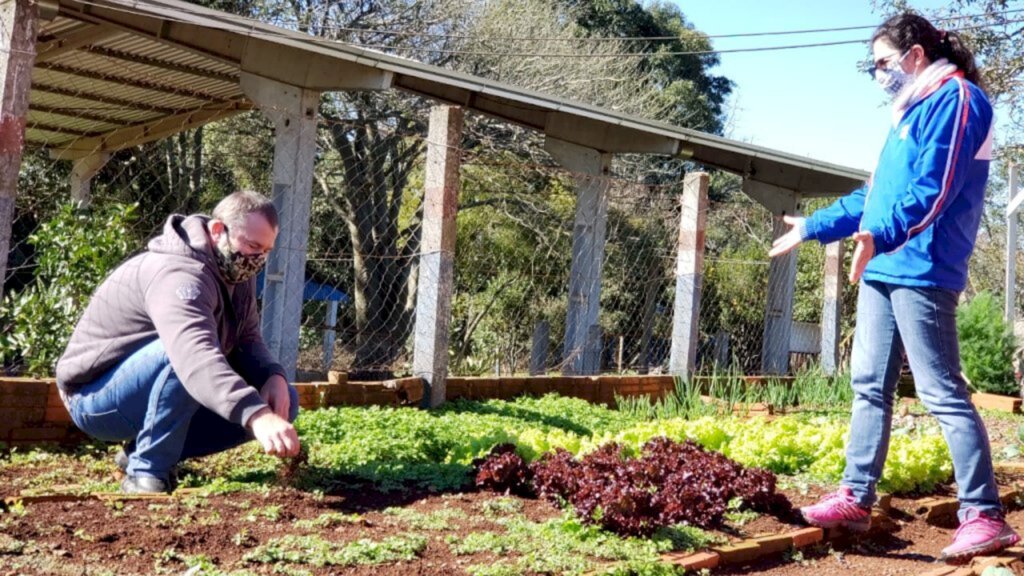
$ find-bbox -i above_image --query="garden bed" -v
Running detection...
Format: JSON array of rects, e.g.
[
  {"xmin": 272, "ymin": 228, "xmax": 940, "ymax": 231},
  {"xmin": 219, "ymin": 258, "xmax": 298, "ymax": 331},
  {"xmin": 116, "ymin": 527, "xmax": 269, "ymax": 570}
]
[{"xmin": 2, "ymin": 390, "xmax": 1024, "ymax": 575}]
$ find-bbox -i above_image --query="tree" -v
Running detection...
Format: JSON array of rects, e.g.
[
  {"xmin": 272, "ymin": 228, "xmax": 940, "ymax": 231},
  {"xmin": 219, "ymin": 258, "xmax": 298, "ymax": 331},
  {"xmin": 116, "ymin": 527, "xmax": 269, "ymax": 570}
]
[
  {"xmin": 176, "ymin": 0, "xmax": 734, "ymax": 378},
  {"xmin": 559, "ymin": 0, "xmax": 733, "ymax": 133}
]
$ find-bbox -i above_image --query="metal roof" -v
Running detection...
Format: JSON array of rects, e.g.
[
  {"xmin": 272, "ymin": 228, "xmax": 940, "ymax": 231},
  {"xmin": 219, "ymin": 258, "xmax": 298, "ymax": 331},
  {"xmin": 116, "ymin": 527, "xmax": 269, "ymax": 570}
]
[{"xmin": 28, "ymin": 0, "xmax": 869, "ymax": 196}]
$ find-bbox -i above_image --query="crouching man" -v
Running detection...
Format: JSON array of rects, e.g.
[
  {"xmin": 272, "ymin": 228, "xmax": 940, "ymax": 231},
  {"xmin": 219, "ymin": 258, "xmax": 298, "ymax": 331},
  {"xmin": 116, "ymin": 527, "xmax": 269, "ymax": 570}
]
[{"xmin": 56, "ymin": 190, "xmax": 300, "ymax": 493}]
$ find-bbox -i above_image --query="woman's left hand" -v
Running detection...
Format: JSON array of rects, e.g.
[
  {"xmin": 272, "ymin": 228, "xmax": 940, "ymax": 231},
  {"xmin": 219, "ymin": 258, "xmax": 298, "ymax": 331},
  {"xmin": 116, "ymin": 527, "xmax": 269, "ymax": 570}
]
[{"xmin": 849, "ymin": 231, "xmax": 876, "ymax": 284}]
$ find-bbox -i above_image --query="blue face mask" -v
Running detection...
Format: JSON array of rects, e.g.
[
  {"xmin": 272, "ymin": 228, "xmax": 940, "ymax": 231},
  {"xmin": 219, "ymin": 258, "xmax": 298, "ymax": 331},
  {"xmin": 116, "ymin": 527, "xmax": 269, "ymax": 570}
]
[{"xmin": 875, "ymin": 51, "xmax": 914, "ymax": 98}]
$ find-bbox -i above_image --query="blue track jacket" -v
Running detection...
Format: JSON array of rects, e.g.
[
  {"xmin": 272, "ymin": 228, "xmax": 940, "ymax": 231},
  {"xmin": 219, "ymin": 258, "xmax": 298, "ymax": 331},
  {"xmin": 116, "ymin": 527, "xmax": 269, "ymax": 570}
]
[{"xmin": 803, "ymin": 74, "xmax": 994, "ymax": 292}]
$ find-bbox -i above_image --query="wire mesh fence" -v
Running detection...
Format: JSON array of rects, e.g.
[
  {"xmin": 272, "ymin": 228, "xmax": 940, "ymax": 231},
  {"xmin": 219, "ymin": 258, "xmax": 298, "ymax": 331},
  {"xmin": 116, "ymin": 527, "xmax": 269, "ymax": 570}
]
[{"xmin": 2, "ymin": 43, "xmax": 858, "ymax": 381}]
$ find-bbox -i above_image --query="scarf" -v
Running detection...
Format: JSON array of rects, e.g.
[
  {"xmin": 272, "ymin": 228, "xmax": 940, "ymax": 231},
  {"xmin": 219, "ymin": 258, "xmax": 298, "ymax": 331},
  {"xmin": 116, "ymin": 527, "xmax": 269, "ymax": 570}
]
[{"xmin": 891, "ymin": 58, "xmax": 959, "ymax": 126}]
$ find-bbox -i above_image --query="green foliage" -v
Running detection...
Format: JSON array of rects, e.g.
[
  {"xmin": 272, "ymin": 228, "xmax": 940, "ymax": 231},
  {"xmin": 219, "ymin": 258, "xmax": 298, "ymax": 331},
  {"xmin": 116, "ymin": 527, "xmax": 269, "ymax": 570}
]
[
  {"xmin": 562, "ymin": 0, "xmax": 732, "ymax": 132},
  {"xmin": 293, "ymin": 512, "xmax": 362, "ymax": 531},
  {"xmin": 253, "ymin": 393, "xmax": 948, "ymax": 495},
  {"xmin": 243, "ymin": 533, "xmax": 427, "ymax": 567},
  {"xmin": 382, "ymin": 506, "xmax": 466, "ymax": 531},
  {"xmin": 957, "ymin": 292, "xmax": 1018, "ymax": 395},
  {"xmin": 0, "ymin": 202, "xmax": 138, "ymax": 376},
  {"xmin": 451, "ymin": 511, "xmax": 688, "ymax": 576}
]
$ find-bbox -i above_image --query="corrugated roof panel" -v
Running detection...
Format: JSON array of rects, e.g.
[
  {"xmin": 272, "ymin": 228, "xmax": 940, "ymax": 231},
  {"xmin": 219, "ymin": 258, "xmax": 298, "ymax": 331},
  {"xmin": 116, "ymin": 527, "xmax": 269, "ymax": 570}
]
[
  {"xmin": 27, "ymin": 109, "xmax": 120, "ymax": 135},
  {"xmin": 32, "ymin": 67, "xmax": 215, "ymax": 111},
  {"xmin": 24, "ymin": 127, "xmax": 79, "ymax": 147},
  {"xmin": 29, "ymin": 90, "xmax": 163, "ymax": 124},
  {"xmin": 46, "ymin": 51, "xmax": 241, "ymax": 101},
  {"xmin": 36, "ymin": 16, "xmax": 88, "ymax": 39},
  {"xmin": 95, "ymin": 34, "xmax": 240, "ymax": 79}
]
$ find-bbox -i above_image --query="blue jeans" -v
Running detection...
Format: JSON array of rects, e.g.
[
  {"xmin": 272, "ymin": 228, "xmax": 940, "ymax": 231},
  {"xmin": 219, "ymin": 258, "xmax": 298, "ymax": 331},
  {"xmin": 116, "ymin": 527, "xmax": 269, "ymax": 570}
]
[
  {"xmin": 62, "ymin": 339, "xmax": 299, "ymax": 483},
  {"xmin": 844, "ymin": 280, "xmax": 1000, "ymax": 520}
]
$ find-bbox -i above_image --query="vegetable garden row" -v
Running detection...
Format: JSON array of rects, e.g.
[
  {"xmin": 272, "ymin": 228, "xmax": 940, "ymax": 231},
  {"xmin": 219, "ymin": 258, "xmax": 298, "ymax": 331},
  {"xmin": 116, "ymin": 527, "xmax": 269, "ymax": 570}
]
[{"xmin": 6, "ymin": 379, "xmax": 1024, "ymax": 576}]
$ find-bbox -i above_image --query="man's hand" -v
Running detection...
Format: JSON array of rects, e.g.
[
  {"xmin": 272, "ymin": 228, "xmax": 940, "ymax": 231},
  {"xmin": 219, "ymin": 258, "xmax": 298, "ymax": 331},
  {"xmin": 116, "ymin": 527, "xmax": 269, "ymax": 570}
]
[
  {"xmin": 248, "ymin": 407, "xmax": 300, "ymax": 457},
  {"xmin": 768, "ymin": 215, "xmax": 806, "ymax": 258},
  {"xmin": 260, "ymin": 374, "xmax": 291, "ymax": 420},
  {"xmin": 849, "ymin": 231, "xmax": 876, "ymax": 284}
]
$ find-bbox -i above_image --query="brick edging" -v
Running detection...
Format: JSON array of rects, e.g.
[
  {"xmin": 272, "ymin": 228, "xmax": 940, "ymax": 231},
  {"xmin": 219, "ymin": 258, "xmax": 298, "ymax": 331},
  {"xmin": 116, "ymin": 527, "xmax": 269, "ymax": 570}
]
[{"xmin": 662, "ymin": 507, "xmax": 898, "ymax": 571}]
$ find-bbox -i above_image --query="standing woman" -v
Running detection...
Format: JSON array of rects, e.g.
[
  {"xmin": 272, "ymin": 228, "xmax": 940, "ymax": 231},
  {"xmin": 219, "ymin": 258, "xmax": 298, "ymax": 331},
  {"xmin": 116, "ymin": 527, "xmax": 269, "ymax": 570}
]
[{"xmin": 769, "ymin": 13, "xmax": 1019, "ymax": 560}]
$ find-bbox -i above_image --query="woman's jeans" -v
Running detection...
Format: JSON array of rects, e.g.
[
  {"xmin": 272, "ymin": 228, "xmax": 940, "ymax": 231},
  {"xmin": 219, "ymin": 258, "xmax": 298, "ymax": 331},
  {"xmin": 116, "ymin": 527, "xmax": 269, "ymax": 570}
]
[
  {"xmin": 844, "ymin": 280, "xmax": 1001, "ymax": 520},
  {"xmin": 61, "ymin": 339, "xmax": 299, "ymax": 483}
]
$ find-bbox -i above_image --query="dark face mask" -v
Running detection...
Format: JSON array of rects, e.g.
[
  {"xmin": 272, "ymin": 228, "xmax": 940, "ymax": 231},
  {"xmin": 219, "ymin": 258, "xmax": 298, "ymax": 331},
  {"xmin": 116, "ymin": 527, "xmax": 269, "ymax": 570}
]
[{"xmin": 214, "ymin": 226, "xmax": 267, "ymax": 284}]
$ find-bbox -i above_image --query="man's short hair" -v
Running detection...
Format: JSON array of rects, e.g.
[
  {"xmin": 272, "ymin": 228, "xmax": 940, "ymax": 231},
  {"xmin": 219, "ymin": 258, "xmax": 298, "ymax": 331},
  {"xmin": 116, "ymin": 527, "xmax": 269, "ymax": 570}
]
[{"xmin": 212, "ymin": 190, "xmax": 279, "ymax": 231}]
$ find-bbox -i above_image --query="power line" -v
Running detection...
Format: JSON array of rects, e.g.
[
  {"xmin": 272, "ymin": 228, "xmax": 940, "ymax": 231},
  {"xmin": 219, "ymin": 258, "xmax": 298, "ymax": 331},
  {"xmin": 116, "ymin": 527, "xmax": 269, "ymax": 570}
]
[
  {"xmin": 333, "ymin": 18, "xmax": 1024, "ymax": 58},
  {"xmin": 269, "ymin": 7, "xmax": 1024, "ymax": 43},
  {"xmin": 65, "ymin": 0, "xmax": 1024, "ymax": 60}
]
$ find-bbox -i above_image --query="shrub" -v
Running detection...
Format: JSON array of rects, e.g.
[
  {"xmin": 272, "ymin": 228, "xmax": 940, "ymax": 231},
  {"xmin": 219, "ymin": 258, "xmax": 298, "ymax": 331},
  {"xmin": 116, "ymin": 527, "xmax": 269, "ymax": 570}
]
[
  {"xmin": 957, "ymin": 292, "xmax": 1017, "ymax": 395},
  {"xmin": 0, "ymin": 202, "xmax": 138, "ymax": 376}
]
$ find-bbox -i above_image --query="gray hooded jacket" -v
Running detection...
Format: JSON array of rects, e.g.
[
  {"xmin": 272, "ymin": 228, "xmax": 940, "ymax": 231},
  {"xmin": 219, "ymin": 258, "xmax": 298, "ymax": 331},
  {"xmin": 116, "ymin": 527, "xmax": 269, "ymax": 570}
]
[{"xmin": 55, "ymin": 214, "xmax": 285, "ymax": 426}]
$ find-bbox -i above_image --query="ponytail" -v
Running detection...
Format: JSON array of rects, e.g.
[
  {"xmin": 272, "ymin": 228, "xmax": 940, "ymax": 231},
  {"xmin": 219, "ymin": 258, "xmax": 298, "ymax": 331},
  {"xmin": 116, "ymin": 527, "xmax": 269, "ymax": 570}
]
[
  {"xmin": 940, "ymin": 30, "xmax": 982, "ymax": 87},
  {"xmin": 872, "ymin": 13, "xmax": 984, "ymax": 90}
]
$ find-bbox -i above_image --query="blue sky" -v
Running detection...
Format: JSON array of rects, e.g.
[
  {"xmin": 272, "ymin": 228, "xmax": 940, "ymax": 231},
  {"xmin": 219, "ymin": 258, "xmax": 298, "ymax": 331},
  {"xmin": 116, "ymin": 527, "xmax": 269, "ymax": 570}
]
[{"xmin": 677, "ymin": 1, "xmax": 949, "ymax": 171}]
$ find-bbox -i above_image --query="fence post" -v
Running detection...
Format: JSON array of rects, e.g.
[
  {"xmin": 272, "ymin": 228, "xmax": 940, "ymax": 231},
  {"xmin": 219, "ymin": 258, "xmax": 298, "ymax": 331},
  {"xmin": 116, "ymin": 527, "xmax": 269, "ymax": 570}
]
[
  {"xmin": 0, "ymin": 0, "xmax": 39, "ymax": 299},
  {"xmin": 240, "ymin": 73, "xmax": 320, "ymax": 382},
  {"xmin": 669, "ymin": 172, "xmax": 709, "ymax": 378},
  {"xmin": 529, "ymin": 320, "xmax": 550, "ymax": 376},
  {"xmin": 821, "ymin": 240, "xmax": 844, "ymax": 375},
  {"xmin": 412, "ymin": 105, "xmax": 463, "ymax": 408},
  {"xmin": 1007, "ymin": 164, "xmax": 1021, "ymax": 324},
  {"xmin": 544, "ymin": 138, "xmax": 612, "ymax": 376}
]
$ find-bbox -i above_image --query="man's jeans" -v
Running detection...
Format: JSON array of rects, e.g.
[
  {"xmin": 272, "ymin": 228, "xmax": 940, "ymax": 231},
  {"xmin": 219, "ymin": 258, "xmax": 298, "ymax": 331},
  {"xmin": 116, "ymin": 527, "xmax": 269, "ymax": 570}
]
[
  {"xmin": 844, "ymin": 280, "xmax": 1001, "ymax": 520},
  {"xmin": 62, "ymin": 339, "xmax": 299, "ymax": 483}
]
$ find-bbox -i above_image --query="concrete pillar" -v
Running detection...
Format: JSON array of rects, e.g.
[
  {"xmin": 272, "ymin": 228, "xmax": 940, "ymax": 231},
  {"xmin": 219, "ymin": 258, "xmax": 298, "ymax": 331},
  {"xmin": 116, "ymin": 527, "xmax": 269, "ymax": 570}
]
[
  {"xmin": 412, "ymin": 105, "xmax": 463, "ymax": 408},
  {"xmin": 322, "ymin": 300, "xmax": 339, "ymax": 372},
  {"xmin": 529, "ymin": 320, "xmax": 549, "ymax": 376},
  {"xmin": 821, "ymin": 240, "xmax": 844, "ymax": 375},
  {"xmin": 762, "ymin": 197, "xmax": 801, "ymax": 375},
  {"xmin": 669, "ymin": 172, "xmax": 709, "ymax": 377},
  {"xmin": 240, "ymin": 73, "xmax": 320, "ymax": 382},
  {"xmin": 544, "ymin": 138, "xmax": 612, "ymax": 376},
  {"xmin": 70, "ymin": 152, "xmax": 110, "ymax": 207},
  {"xmin": 0, "ymin": 0, "xmax": 39, "ymax": 299}
]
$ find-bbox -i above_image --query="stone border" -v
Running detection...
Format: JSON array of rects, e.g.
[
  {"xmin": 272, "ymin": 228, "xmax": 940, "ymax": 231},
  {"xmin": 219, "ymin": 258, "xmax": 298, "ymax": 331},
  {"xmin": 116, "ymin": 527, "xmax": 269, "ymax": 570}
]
[{"xmin": 660, "ymin": 497, "xmax": 898, "ymax": 571}]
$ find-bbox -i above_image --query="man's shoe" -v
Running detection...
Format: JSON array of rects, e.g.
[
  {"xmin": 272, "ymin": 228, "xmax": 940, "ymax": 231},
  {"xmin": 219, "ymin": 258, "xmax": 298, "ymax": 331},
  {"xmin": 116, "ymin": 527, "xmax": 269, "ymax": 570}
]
[
  {"xmin": 120, "ymin": 475, "xmax": 172, "ymax": 494},
  {"xmin": 940, "ymin": 508, "xmax": 1021, "ymax": 562},
  {"xmin": 799, "ymin": 486, "xmax": 872, "ymax": 532}
]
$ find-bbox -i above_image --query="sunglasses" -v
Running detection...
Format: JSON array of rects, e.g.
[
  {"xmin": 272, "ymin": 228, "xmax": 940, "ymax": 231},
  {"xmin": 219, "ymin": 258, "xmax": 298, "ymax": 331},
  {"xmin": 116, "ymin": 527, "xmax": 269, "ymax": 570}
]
[{"xmin": 867, "ymin": 50, "xmax": 909, "ymax": 79}]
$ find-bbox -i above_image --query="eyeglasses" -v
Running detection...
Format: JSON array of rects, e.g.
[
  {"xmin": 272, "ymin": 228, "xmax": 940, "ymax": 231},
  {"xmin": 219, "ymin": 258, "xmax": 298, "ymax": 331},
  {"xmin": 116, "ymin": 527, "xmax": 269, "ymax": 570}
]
[{"xmin": 868, "ymin": 50, "xmax": 909, "ymax": 79}]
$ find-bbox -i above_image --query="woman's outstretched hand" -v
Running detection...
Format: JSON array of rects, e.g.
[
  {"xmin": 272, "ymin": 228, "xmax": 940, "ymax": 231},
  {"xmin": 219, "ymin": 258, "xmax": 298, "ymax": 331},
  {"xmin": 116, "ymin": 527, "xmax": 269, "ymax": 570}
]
[
  {"xmin": 849, "ymin": 230, "xmax": 875, "ymax": 284},
  {"xmin": 768, "ymin": 215, "xmax": 806, "ymax": 258}
]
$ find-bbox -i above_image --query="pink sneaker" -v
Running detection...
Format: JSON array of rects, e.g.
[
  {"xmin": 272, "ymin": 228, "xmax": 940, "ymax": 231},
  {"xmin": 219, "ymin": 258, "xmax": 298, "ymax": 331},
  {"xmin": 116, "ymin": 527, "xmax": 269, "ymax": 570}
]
[
  {"xmin": 799, "ymin": 486, "xmax": 871, "ymax": 532},
  {"xmin": 940, "ymin": 508, "xmax": 1020, "ymax": 562}
]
